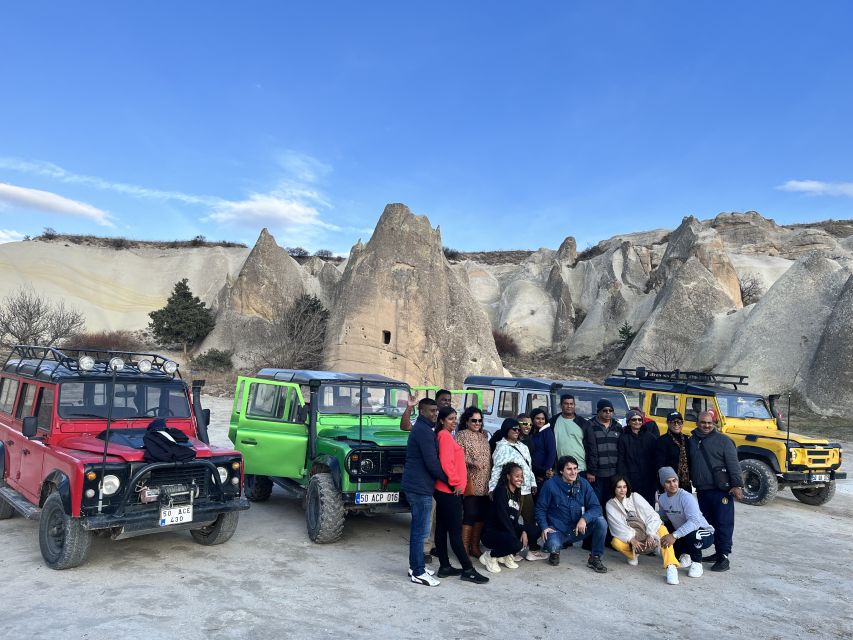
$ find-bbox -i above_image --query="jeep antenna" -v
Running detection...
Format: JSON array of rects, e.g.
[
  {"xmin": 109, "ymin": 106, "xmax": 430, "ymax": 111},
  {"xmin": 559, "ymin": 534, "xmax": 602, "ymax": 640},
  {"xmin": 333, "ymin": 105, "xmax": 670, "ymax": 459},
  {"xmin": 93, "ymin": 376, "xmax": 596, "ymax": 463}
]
[
  {"xmin": 785, "ymin": 392, "xmax": 792, "ymax": 469},
  {"xmin": 358, "ymin": 377, "xmax": 364, "ymax": 496},
  {"xmin": 99, "ymin": 357, "xmax": 123, "ymax": 512}
]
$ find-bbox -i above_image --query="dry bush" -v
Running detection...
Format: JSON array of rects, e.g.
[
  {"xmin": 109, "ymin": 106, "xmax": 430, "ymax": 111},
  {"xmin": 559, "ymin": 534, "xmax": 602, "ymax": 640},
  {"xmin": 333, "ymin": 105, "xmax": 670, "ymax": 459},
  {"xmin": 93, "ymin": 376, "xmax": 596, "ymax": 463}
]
[
  {"xmin": 634, "ymin": 338, "xmax": 691, "ymax": 371},
  {"xmin": 739, "ymin": 272, "xmax": 765, "ymax": 305},
  {"xmin": 246, "ymin": 295, "xmax": 330, "ymax": 370},
  {"xmin": 493, "ymin": 329, "xmax": 520, "ymax": 357},
  {"xmin": 66, "ymin": 330, "xmax": 142, "ymax": 352}
]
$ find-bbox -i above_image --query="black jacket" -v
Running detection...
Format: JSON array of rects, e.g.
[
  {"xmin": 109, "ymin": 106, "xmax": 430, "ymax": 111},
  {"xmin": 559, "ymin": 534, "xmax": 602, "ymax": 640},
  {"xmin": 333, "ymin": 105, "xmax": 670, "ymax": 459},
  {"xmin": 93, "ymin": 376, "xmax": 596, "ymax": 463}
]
[
  {"xmin": 485, "ymin": 485, "xmax": 523, "ymax": 538},
  {"xmin": 689, "ymin": 429, "xmax": 743, "ymax": 491},
  {"xmin": 654, "ymin": 431, "xmax": 693, "ymax": 492},
  {"xmin": 616, "ymin": 428, "xmax": 658, "ymax": 501}
]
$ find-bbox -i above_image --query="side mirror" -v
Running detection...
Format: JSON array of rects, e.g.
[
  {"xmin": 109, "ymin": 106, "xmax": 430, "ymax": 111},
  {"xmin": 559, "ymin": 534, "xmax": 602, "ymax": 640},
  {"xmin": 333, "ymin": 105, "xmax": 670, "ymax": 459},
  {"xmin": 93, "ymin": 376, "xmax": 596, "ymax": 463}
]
[{"xmin": 22, "ymin": 416, "xmax": 38, "ymax": 438}]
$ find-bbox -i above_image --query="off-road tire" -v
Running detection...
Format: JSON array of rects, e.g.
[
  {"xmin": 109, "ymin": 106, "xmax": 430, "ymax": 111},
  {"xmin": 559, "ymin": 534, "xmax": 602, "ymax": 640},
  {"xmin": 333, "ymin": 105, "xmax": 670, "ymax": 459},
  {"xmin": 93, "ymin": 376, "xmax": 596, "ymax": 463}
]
[
  {"xmin": 306, "ymin": 473, "xmax": 345, "ymax": 543},
  {"xmin": 38, "ymin": 492, "xmax": 92, "ymax": 569},
  {"xmin": 190, "ymin": 511, "xmax": 240, "ymax": 545},
  {"xmin": 792, "ymin": 481, "xmax": 836, "ymax": 506},
  {"xmin": 739, "ymin": 458, "xmax": 778, "ymax": 506},
  {"xmin": 245, "ymin": 474, "xmax": 273, "ymax": 502}
]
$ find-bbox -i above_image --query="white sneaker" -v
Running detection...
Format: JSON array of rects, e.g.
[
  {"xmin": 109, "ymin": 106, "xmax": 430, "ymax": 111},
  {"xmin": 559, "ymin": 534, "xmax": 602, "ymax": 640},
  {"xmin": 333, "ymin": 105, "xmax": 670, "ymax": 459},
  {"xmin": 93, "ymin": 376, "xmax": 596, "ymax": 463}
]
[
  {"xmin": 627, "ymin": 556, "xmax": 639, "ymax": 566},
  {"xmin": 525, "ymin": 550, "xmax": 549, "ymax": 561},
  {"xmin": 499, "ymin": 555, "xmax": 519, "ymax": 569},
  {"xmin": 479, "ymin": 551, "xmax": 501, "ymax": 573},
  {"xmin": 679, "ymin": 554, "xmax": 693, "ymax": 569},
  {"xmin": 688, "ymin": 562, "xmax": 703, "ymax": 578},
  {"xmin": 408, "ymin": 567, "xmax": 435, "ymax": 577},
  {"xmin": 666, "ymin": 564, "xmax": 679, "ymax": 585},
  {"xmin": 410, "ymin": 571, "xmax": 440, "ymax": 586}
]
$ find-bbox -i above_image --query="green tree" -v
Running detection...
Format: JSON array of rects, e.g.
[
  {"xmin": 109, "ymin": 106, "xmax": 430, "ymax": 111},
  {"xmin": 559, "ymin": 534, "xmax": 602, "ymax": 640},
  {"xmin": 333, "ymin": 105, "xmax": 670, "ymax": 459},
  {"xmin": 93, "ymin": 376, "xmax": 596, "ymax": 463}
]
[
  {"xmin": 148, "ymin": 279, "xmax": 215, "ymax": 356},
  {"xmin": 617, "ymin": 321, "xmax": 636, "ymax": 351}
]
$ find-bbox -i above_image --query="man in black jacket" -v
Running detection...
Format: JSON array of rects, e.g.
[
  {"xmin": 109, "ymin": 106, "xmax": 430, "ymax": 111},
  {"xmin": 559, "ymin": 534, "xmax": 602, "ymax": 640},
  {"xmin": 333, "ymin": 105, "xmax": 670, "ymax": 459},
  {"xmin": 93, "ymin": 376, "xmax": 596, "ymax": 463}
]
[
  {"xmin": 689, "ymin": 411, "xmax": 743, "ymax": 572},
  {"xmin": 402, "ymin": 398, "xmax": 445, "ymax": 586}
]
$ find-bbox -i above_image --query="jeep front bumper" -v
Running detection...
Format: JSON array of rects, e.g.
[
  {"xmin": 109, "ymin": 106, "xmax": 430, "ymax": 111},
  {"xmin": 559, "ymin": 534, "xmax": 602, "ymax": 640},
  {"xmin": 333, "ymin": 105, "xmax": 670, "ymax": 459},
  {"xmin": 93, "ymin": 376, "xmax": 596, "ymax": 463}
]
[{"xmin": 781, "ymin": 470, "xmax": 846, "ymax": 484}]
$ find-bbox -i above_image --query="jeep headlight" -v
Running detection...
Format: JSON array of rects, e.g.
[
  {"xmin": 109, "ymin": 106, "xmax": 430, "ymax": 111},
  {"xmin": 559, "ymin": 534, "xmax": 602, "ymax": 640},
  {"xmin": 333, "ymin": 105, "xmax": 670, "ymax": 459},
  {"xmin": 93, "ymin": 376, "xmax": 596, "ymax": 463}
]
[
  {"xmin": 101, "ymin": 474, "xmax": 121, "ymax": 496},
  {"xmin": 360, "ymin": 458, "xmax": 375, "ymax": 474},
  {"xmin": 789, "ymin": 448, "xmax": 801, "ymax": 463},
  {"xmin": 217, "ymin": 466, "xmax": 229, "ymax": 483}
]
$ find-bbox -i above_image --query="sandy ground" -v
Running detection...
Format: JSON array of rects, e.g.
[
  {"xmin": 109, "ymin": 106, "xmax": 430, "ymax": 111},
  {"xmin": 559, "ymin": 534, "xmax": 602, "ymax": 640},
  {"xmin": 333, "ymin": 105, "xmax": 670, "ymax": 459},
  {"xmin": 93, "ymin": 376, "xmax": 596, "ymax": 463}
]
[{"xmin": 1, "ymin": 395, "xmax": 851, "ymax": 640}]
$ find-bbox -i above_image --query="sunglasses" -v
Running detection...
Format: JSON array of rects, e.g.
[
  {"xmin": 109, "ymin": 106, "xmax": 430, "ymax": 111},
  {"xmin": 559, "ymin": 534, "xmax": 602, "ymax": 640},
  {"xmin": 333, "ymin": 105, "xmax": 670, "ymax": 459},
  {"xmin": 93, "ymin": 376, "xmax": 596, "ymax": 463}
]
[
  {"xmin": 669, "ymin": 419, "xmax": 684, "ymax": 425},
  {"xmin": 518, "ymin": 422, "xmax": 531, "ymax": 427},
  {"xmin": 508, "ymin": 426, "xmax": 520, "ymax": 431},
  {"xmin": 601, "ymin": 408, "xmax": 614, "ymax": 413},
  {"xmin": 628, "ymin": 417, "xmax": 643, "ymax": 422},
  {"xmin": 468, "ymin": 419, "xmax": 483, "ymax": 424}
]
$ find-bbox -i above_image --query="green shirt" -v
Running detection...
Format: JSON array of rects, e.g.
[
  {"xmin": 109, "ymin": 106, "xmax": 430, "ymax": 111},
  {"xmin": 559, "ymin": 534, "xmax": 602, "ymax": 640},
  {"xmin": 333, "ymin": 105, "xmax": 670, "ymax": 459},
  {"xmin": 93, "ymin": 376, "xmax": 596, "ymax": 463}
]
[{"xmin": 554, "ymin": 415, "xmax": 586, "ymax": 471}]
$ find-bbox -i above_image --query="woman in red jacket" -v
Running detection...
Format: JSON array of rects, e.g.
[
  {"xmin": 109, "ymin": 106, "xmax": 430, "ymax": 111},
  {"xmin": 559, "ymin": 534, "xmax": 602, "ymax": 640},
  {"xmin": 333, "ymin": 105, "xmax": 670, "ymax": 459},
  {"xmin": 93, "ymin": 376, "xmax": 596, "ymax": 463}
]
[{"xmin": 434, "ymin": 406, "xmax": 489, "ymax": 584}]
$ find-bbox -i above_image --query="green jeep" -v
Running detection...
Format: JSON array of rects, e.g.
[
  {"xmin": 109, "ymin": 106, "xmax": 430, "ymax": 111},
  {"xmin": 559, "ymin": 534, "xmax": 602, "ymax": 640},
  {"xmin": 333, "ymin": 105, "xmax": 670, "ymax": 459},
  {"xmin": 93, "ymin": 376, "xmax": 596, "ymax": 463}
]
[{"xmin": 228, "ymin": 369, "xmax": 412, "ymax": 543}]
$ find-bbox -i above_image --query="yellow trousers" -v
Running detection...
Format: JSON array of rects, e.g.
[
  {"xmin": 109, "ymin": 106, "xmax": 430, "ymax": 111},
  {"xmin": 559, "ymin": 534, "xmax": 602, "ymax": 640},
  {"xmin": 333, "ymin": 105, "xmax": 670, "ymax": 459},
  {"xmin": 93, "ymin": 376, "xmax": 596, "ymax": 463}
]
[{"xmin": 611, "ymin": 524, "xmax": 678, "ymax": 568}]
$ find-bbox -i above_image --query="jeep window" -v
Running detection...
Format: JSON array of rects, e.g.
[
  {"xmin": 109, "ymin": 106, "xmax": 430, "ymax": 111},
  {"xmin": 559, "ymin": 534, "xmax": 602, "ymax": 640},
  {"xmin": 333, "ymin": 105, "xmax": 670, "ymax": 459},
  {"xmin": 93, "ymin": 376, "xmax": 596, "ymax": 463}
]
[
  {"xmin": 318, "ymin": 384, "xmax": 409, "ymax": 416},
  {"xmin": 621, "ymin": 389, "xmax": 645, "ymax": 411},
  {"xmin": 685, "ymin": 396, "xmax": 713, "ymax": 422},
  {"xmin": 15, "ymin": 383, "xmax": 36, "ymax": 419},
  {"xmin": 57, "ymin": 381, "xmax": 191, "ymax": 419},
  {"xmin": 35, "ymin": 387, "xmax": 55, "ymax": 432},
  {"xmin": 0, "ymin": 378, "xmax": 19, "ymax": 414},
  {"xmin": 649, "ymin": 393, "xmax": 677, "ymax": 418},
  {"xmin": 572, "ymin": 391, "xmax": 630, "ymax": 420},
  {"xmin": 716, "ymin": 393, "xmax": 772, "ymax": 420},
  {"xmin": 526, "ymin": 392, "xmax": 549, "ymax": 413},
  {"xmin": 246, "ymin": 383, "xmax": 300, "ymax": 422},
  {"xmin": 497, "ymin": 391, "xmax": 519, "ymax": 418},
  {"xmin": 467, "ymin": 388, "xmax": 494, "ymax": 414}
]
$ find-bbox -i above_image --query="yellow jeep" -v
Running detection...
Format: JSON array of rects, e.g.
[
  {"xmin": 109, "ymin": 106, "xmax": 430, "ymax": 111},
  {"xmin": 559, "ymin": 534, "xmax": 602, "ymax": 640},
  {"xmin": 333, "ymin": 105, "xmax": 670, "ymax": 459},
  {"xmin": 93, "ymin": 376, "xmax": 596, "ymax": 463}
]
[{"xmin": 604, "ymin": 368, "xmax": 845, "ymax": 506}]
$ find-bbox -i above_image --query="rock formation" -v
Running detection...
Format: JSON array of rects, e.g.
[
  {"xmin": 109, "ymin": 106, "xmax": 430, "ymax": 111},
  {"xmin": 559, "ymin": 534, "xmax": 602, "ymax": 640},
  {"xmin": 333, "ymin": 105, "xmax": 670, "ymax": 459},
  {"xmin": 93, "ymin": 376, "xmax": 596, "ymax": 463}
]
[{"xmin": 323, "ymin": 203, "xmax": 503, "ymax": 388}]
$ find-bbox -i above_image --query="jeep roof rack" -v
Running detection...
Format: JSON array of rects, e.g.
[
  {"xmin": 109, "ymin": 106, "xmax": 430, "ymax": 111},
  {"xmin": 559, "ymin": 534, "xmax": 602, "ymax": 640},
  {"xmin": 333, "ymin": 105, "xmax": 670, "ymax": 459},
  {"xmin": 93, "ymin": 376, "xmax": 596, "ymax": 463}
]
[
  {"xmin": 2, "ymin": 345, "xmax": 181, "ymax": 382},
  {"xmin": 609, "ymin": 367, "xmax": 748, "ymax": 390}
]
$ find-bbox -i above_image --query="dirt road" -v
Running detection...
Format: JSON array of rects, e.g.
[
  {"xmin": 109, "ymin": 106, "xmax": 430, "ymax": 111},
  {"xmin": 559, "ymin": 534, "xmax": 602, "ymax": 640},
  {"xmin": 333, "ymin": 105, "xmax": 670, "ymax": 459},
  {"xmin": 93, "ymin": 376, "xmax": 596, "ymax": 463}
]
[{"xmin": 1, "ymin": 395, "xmax": 851, "ymax": 639}]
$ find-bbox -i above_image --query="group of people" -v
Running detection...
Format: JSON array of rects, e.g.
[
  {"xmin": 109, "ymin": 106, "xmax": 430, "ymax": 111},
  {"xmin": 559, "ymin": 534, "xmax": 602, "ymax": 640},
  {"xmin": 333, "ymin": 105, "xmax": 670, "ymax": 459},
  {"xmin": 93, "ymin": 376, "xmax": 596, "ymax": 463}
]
[{"xmin": 401, "ymin": 390, "xmax": 745, "ymax": 587}]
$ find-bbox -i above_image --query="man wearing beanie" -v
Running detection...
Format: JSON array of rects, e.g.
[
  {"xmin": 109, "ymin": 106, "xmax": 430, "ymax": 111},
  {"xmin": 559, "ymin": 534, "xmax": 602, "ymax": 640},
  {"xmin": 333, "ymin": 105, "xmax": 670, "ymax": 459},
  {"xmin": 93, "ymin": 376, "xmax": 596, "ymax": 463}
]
[
  {"xmin": 585, "ymin": 399, "xmax": 622, "ymax": 506},
  {"xmin": 656, "ymin": 467, "xmax": 714, "ymax": 578}
]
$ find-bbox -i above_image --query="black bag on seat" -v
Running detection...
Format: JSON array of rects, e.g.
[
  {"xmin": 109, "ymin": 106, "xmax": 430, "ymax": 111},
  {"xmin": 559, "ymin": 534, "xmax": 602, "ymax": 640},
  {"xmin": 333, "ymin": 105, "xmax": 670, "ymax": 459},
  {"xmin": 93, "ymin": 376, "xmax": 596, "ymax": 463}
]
[{"xmin": 143, "ymin": 418, "xmax": 196, "ymax": 463}]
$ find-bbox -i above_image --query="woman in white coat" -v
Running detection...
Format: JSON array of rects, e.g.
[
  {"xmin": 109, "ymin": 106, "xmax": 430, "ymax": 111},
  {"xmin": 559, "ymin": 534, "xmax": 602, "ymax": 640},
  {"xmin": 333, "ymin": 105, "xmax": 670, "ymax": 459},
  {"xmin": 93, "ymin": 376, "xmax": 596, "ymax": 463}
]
[
  {"xmin": 489, "ymin": 419, "xmax": 537, "ymax": 528},
  {"xmin": 605, "ymin": 475, "xmax": 681, "ymax": 585}
]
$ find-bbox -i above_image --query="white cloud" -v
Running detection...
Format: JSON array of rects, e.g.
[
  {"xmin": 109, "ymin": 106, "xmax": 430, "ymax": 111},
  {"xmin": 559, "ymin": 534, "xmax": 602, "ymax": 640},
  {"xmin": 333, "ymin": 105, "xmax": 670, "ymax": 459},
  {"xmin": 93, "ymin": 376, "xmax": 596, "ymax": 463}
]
[
  {"xmin": 276, "ymin": 150, "xmax": 332, "ymax": 184},
  {"xmin": 778, "ymin": 180, "xmax": 853, "ymax": 198},
  {"xmin": 0, "ymin": 182, "xmax": 114, "ymax": 226},
  {"xmin": 0, "ymin": 229, "xmax": 26, "ymax": 243}
]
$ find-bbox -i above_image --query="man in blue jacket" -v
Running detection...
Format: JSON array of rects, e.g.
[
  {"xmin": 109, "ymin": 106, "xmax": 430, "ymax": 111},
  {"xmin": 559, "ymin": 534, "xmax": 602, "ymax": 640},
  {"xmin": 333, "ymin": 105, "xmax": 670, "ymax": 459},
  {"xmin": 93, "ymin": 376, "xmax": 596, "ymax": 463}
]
[
  {"xmin": 535, "ymin": 455, "xmax": 608, "ymax": 573},
  {"xmin": 402, "ymin": 398, "xmax": 446, "ymax": 586}
]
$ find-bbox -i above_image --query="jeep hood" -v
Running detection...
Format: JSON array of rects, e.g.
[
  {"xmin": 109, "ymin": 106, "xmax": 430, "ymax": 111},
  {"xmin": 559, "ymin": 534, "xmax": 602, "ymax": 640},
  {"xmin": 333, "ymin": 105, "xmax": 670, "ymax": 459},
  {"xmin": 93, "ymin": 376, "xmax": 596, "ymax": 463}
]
[{"xmin": 57, "ymin": 433, "xmax": 218, "ymax": 462}]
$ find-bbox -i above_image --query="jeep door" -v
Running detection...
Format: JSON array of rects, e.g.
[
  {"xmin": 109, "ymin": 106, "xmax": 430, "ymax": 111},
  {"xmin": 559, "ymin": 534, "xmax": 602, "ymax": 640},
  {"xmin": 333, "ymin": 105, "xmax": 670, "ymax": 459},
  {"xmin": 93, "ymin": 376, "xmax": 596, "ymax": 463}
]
[{"xmin": 232, "ymin": 377, "xmax": 307, "ymax": 479}]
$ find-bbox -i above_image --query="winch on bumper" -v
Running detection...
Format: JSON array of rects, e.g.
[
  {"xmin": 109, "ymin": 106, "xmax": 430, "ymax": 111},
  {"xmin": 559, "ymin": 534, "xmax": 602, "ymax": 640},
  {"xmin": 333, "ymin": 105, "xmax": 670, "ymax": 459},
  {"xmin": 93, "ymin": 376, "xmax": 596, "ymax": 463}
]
[{"xmin": 81, "ymin": 459, "xmax": 249, "ymax": 539}]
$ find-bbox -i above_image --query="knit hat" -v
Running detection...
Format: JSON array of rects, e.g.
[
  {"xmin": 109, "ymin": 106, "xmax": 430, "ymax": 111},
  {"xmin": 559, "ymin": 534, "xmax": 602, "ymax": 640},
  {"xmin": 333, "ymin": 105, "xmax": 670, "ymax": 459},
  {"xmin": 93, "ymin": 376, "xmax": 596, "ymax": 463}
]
[
  {"xmin": 626, "ymin": 409, "xmax": 643, "ymax": 422},
  {"xmin": 596, "ymin": 399, "xmax": 614, "ymax": 412},
  {"xmin": 658, "ymin": 466, "xmax": 678, "ymax": 485}
]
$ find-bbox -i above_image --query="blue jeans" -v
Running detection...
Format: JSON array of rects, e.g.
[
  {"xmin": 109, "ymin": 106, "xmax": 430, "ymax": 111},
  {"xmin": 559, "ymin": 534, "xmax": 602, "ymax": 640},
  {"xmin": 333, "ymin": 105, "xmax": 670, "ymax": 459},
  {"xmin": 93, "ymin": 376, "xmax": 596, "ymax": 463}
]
[
  {"xmin": 542, "ymin": 515, "xmax": 607, "ymax": 557},
  {"xmin": 408, "ymin": 493, "xmax": 434, "ymax": 575}
]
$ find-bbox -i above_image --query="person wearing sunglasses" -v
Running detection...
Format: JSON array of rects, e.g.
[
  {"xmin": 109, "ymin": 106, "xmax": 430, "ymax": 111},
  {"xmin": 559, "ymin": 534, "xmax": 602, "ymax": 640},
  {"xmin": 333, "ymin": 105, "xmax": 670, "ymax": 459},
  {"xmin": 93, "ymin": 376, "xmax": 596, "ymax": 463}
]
[
  {"xmin": 488, "ymin": 418, "xmax": 537, "ymax": 553},
  {"xmin": 455, "ymin": 406, "xmax": 492, "ymax": 558},
  {"xmin": 654, "ymin": 411, "xmax": 693, "ymax": 494},
  {"xmin": 585, "ymin": 399, "xmax": 622, "ymax": 507},
  {"xmin": 616, "ymin": 409, "xmax": 659, "ymax": 507}
]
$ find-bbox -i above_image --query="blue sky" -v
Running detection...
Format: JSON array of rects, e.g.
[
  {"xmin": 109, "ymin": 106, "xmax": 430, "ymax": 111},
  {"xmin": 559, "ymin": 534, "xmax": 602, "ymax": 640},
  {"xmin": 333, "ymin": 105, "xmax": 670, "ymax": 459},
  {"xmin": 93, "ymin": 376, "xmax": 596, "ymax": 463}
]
[{"xmin": 1, "ymin": 2, "xmax": 851, "ymax": 253}]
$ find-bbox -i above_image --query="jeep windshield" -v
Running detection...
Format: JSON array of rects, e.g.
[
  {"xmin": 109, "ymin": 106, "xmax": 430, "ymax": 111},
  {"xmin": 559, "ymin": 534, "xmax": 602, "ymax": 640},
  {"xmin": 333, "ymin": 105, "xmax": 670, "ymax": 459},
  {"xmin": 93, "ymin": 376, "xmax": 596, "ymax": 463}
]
[
  {"xmin": 318, "ymin": 383, "xmax": 410, "ymax": 416},
  {"xmin": 58, "ymin": 380, "xmax": 191, "ymax": 419},
  {"xmin": 716, "ymin": 393, "xmax": 772, "ymax": 420}
]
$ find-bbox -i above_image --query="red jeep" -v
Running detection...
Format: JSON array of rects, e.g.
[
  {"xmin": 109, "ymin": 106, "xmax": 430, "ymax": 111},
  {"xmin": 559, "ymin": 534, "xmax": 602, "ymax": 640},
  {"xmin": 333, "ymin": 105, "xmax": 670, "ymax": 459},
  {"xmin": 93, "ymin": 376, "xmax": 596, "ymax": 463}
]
[{"xmin": 0, "ymin": 346, "xmax": 249, "ymax": 569}]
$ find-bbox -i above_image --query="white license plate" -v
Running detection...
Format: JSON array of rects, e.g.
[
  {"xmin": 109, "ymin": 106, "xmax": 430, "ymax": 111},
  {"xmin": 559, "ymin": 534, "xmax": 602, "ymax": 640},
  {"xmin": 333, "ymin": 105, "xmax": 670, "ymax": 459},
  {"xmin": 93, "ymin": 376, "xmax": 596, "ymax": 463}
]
[
  {"xmin": 355, "ymin": 492, "xmax": 399, "ymax": 505},
  {"xmin": 811, "ymin": 474, "xmax": 829, "ymax": 482},
  {"xmin": 159, "ymin": 505, "xmax": 193, "ymax": 526}
]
